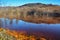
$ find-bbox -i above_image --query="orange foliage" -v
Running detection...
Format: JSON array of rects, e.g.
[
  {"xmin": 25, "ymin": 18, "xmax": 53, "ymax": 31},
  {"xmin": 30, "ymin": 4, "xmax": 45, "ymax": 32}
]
[{"xmin": 0, "ymin": 28, "xmax": 54, "ymax": 40}]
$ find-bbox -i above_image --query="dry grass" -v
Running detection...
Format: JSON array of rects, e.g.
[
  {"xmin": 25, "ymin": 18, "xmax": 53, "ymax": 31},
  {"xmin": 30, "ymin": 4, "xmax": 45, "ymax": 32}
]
[{"xmin": 0, "ymin": 28, "xmax": 55, "ymax": 40}]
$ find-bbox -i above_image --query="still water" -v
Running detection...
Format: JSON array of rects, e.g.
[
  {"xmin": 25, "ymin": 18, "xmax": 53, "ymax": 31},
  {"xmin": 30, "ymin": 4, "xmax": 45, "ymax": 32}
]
[{"xmin": 0, "ymin": 18, "xmax": 60, "ymax": 40}]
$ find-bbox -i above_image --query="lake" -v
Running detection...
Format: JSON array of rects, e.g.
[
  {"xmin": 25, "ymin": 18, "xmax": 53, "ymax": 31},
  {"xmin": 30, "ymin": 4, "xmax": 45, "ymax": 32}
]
[{"xmin": 0, "ymin": 18, "xmax": 60, "ymax": 40}]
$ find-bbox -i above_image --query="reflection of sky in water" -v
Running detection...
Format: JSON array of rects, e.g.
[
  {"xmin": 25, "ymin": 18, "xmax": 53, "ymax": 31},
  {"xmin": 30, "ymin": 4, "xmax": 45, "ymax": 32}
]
[{"xmin": 0, "ymin": 18, "xmax": 60, "ymax": 34}]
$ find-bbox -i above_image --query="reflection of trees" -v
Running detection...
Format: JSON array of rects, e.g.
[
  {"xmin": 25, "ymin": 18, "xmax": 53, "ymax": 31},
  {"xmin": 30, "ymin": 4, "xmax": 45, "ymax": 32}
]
[
  {"xmin": 5, "ymin": 19, "xmax": 7, "ymax": 26},
  {"xmin": 10, "ymin": 19, "xmax": 13, "ymax": 24},
  {"xmin": 4, "ymin": 18, "xmax": 8, "ymax": 27},
  {"xmin": 52, "ymin": 10, "xmax": 60, "ymax": 17},
  {"xmin": 16, "ymin": 19, "xmax": 18, "ymax": 24},
  {"xmin": 0, "ymin": 19, "xmax": 3, "ymax": 27},
  {"xmin": 4, "ymin": 18, "xmax": 9, "ymax": 26}
]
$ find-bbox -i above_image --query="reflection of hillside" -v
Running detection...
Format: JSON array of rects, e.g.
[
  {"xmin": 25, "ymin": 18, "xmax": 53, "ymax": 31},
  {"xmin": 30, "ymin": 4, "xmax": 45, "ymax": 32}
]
[
  {"xmin": 22, "ymin": 17, "xmax": 60, "ymax": 24},
  {"xmin": 0, "ymin": 3, "xmax": 60, "ymax": 23}
]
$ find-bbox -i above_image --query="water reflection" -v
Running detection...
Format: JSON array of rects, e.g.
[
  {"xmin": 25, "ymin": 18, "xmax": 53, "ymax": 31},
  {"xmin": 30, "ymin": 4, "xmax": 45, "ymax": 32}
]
[
  {"xmin": 0, "ymin": 18, "xmax": 60, "ymax": 32},
  {"xmin": 0, "ymin": 18, "xmax": 60, "ymax": 40}
]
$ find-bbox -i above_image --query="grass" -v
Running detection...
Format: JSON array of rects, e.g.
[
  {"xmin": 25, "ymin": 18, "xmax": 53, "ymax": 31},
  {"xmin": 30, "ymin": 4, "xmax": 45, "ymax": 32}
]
[
  {"xmin": 0, "ymin": 28, "xmax": 16, "ymax": 40},
  {"xmin": 0, "ymin": 28, "xmax": 48, "ymax": 40}
]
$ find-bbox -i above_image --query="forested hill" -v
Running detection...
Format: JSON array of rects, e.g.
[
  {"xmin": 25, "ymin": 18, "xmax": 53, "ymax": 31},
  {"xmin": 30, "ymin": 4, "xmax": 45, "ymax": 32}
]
[{"xmin": 0, "ymin": 3, "xmax": 60, "ymax": 23}]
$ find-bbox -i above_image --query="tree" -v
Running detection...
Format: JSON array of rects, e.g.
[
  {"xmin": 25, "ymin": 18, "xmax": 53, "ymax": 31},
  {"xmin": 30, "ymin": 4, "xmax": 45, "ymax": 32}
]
[{"xmin": 53, "ymin": 10, "xmax": 60, "ymax": 17}]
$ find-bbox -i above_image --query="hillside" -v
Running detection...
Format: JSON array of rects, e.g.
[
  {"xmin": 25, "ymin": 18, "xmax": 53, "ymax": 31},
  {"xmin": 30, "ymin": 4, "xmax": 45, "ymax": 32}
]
[{"xmin": 0, "ymin": 3, "xmax": 60, "ymax": 23}]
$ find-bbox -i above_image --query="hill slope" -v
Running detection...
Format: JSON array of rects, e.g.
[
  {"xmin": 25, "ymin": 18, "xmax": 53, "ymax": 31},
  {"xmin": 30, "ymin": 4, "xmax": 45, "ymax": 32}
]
[{"xmin": 0, "ymin": 3, "xmax": 60, "ymax": 23}]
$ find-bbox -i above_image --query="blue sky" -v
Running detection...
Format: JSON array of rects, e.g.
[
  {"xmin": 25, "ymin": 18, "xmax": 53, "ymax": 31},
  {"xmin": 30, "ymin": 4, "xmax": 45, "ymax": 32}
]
[{"xmin": 0, "ymin": 0, "xmax": 60, "ymax": 6}]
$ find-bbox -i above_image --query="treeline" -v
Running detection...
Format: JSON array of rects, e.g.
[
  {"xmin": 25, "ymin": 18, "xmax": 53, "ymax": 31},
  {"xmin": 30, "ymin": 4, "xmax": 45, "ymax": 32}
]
[{"xmin": 0, "ymin": 7, "xmax": 60, "ymax": 19}]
